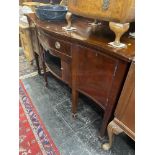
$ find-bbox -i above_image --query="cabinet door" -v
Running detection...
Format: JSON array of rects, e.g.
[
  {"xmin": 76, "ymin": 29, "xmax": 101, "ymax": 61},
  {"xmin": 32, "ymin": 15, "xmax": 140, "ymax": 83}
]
[
  {"xmin": 61, "ymin": 60, "xmax": 71, "ymax": 86},
  {"xmin": 72, "ymin": 45, "xmax": 128, "ymax": 109}
]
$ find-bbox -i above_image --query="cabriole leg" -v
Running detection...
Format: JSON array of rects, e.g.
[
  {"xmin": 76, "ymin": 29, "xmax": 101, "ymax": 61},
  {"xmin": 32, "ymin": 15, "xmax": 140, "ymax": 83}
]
[
  {"xmin": 102, "ymin": 121, "xmax": 123, "ymax": 150},
  {"xmin": 41, "ymin": 49, "xmax": 48, "ymax": 87},
  {"xmin": 34, "ymin": 52, "xmax": 41, "ymax": 75}
]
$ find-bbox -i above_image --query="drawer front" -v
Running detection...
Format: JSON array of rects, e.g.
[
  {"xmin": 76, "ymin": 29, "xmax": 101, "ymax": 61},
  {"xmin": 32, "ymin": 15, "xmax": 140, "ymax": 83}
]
[{"xmin": 38, "ymin": 30, "xmax": 71, "ymax": 56}]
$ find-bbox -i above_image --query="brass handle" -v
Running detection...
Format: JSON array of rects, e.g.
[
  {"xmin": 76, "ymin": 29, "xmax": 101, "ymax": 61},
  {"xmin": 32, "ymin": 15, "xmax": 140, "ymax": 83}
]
[{"xmin": 55, "ymin": 41, "xmax": 61, "ymax": 49}]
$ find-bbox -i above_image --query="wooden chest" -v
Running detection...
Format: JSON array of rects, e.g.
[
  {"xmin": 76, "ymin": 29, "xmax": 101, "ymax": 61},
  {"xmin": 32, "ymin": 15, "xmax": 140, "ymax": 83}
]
[
  {"xmin": 68, "ymin": 0, "xmax": 135, "ymax": 23},
  {"xmin": 65, "ymin": 0, "xmax": 135, "ymax": 48}
]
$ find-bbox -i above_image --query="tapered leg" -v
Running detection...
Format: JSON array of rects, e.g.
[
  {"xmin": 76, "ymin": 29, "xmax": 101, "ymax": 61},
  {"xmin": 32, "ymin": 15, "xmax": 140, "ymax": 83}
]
[
  {"xmin": 99, "ymin": 109, "xmax": 113, "ymax": 138},
  {"xmin": 72, "ymin": 89, "xmax": 79, "ymax": 118},
  {"xmin": 109, "ymin": 22, "xmax": 130, "ymax": 48},
  {"xmin": 34, "ymin": 52, "xmax": 41, "ymax": 75},
  {"xmin": 42, "ymin": 52, "xmax": 48, "ymax": 87},
  {"xmin": 102, "ymin": 121, "xmax": 123, "ymax": 150}
]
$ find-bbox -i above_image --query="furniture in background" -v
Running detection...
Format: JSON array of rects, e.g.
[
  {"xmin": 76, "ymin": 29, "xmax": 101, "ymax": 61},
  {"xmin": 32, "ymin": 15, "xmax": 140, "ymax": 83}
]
[
  {"xmin": 31, "ymin": 0, "xmax": 61, "ymax": 4},
  {"xmin": 26, "ymin": 13, "xmax": 135, "ymax": 138},
  {"xmin": 103, "ymin": 61, "xmax": 135, "ymax": 150},
  {"xmin": 65, "ymin": 0, "xmax": 135, "ymax": 48},
  {"xmin": 19, "ymin": 0, "xmax": 31, "ymax": 6},
  {"xmin": 22, "ymin": 0, "xmax": 67, "ymax": 74},
  {"xmin": 22, "ymin": 2, "xmax": 50, "ymax": 12},
  {"xmin": 19, "ymin": 24, "xmax": 34, "ymax": 64}
]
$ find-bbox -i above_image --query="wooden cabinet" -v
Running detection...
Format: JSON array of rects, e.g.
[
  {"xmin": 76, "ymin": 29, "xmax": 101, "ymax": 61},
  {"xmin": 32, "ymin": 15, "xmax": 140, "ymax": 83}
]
[
  {"xmin": 103, "ymin": 61, "xmax": 135, "ymax": 150},
  {"xmin": 26, "ymin": 13, "xmax": 134, "ymax": 138}
]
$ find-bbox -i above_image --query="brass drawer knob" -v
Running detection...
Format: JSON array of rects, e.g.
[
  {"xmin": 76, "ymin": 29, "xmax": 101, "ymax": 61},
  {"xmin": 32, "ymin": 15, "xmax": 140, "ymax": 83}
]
[{"xmin": 55, "ymin": 41, "xmax": 61, "ymax": 49}]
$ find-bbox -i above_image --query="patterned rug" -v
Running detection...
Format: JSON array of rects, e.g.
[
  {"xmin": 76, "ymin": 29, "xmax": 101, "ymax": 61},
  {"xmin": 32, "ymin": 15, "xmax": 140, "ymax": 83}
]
[{"xmin": 19, "ymin": 80, "xmax": 60, "ymax": 155}]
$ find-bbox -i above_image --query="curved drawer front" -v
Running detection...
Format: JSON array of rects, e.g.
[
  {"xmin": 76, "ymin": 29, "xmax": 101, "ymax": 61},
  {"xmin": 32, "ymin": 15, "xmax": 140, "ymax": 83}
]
[
  {"xmin": 38, "ymin": 29, "xmax": 72, "ymax": 56},
  {"xmin": 68, "ymin": 0, "xmax": 135, "ymax": 23}
]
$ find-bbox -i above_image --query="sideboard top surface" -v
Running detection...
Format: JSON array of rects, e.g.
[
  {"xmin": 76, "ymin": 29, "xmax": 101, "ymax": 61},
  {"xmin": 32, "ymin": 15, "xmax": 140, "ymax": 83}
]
[{"xmin": 26, "ymin": 13, "xmax": 135, "ymax": 62}]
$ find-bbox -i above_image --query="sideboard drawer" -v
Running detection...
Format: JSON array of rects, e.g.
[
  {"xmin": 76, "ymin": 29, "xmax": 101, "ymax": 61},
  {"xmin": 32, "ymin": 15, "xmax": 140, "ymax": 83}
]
[{"xmin": 38, "ymin": 30, "xmax": 71, "ymax": 56}]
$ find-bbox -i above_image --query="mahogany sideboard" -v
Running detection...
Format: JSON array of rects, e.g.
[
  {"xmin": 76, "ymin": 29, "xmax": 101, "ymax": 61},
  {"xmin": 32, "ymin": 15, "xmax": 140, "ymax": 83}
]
[
  {"xmin": 103, "ymin": 61, "xmax": 135, "ymax": 150},
  {"xmin": 26, "ymin": 13, "xmax": 135, "ymax": 138}
]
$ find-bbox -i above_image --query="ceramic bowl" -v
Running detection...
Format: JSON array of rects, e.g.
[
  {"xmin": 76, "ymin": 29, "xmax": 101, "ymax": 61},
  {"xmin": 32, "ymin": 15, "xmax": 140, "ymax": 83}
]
[{"xmin": 35, "ymin": 5, "xmax": 68, "ymax": 21}]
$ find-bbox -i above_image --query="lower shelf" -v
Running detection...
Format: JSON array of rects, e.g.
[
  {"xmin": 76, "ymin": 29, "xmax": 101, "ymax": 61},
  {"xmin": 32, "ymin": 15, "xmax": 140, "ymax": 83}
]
[{"xmin": 45, "ymin": 51, "xmax": 62, "ymax": 78}]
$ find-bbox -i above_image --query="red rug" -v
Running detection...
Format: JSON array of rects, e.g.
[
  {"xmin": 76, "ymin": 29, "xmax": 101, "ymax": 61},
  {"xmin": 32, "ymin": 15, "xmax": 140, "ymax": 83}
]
[{"xmin": 19, "ymin": 80, "xmax": 60, "ymax": 155}]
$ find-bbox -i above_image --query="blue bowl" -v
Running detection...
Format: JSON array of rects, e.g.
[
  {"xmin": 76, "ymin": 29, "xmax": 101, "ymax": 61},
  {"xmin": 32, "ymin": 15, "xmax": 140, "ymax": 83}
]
[{"xmin": 35, "ymin": 5, "xmax": 68, "ymax": 21}]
